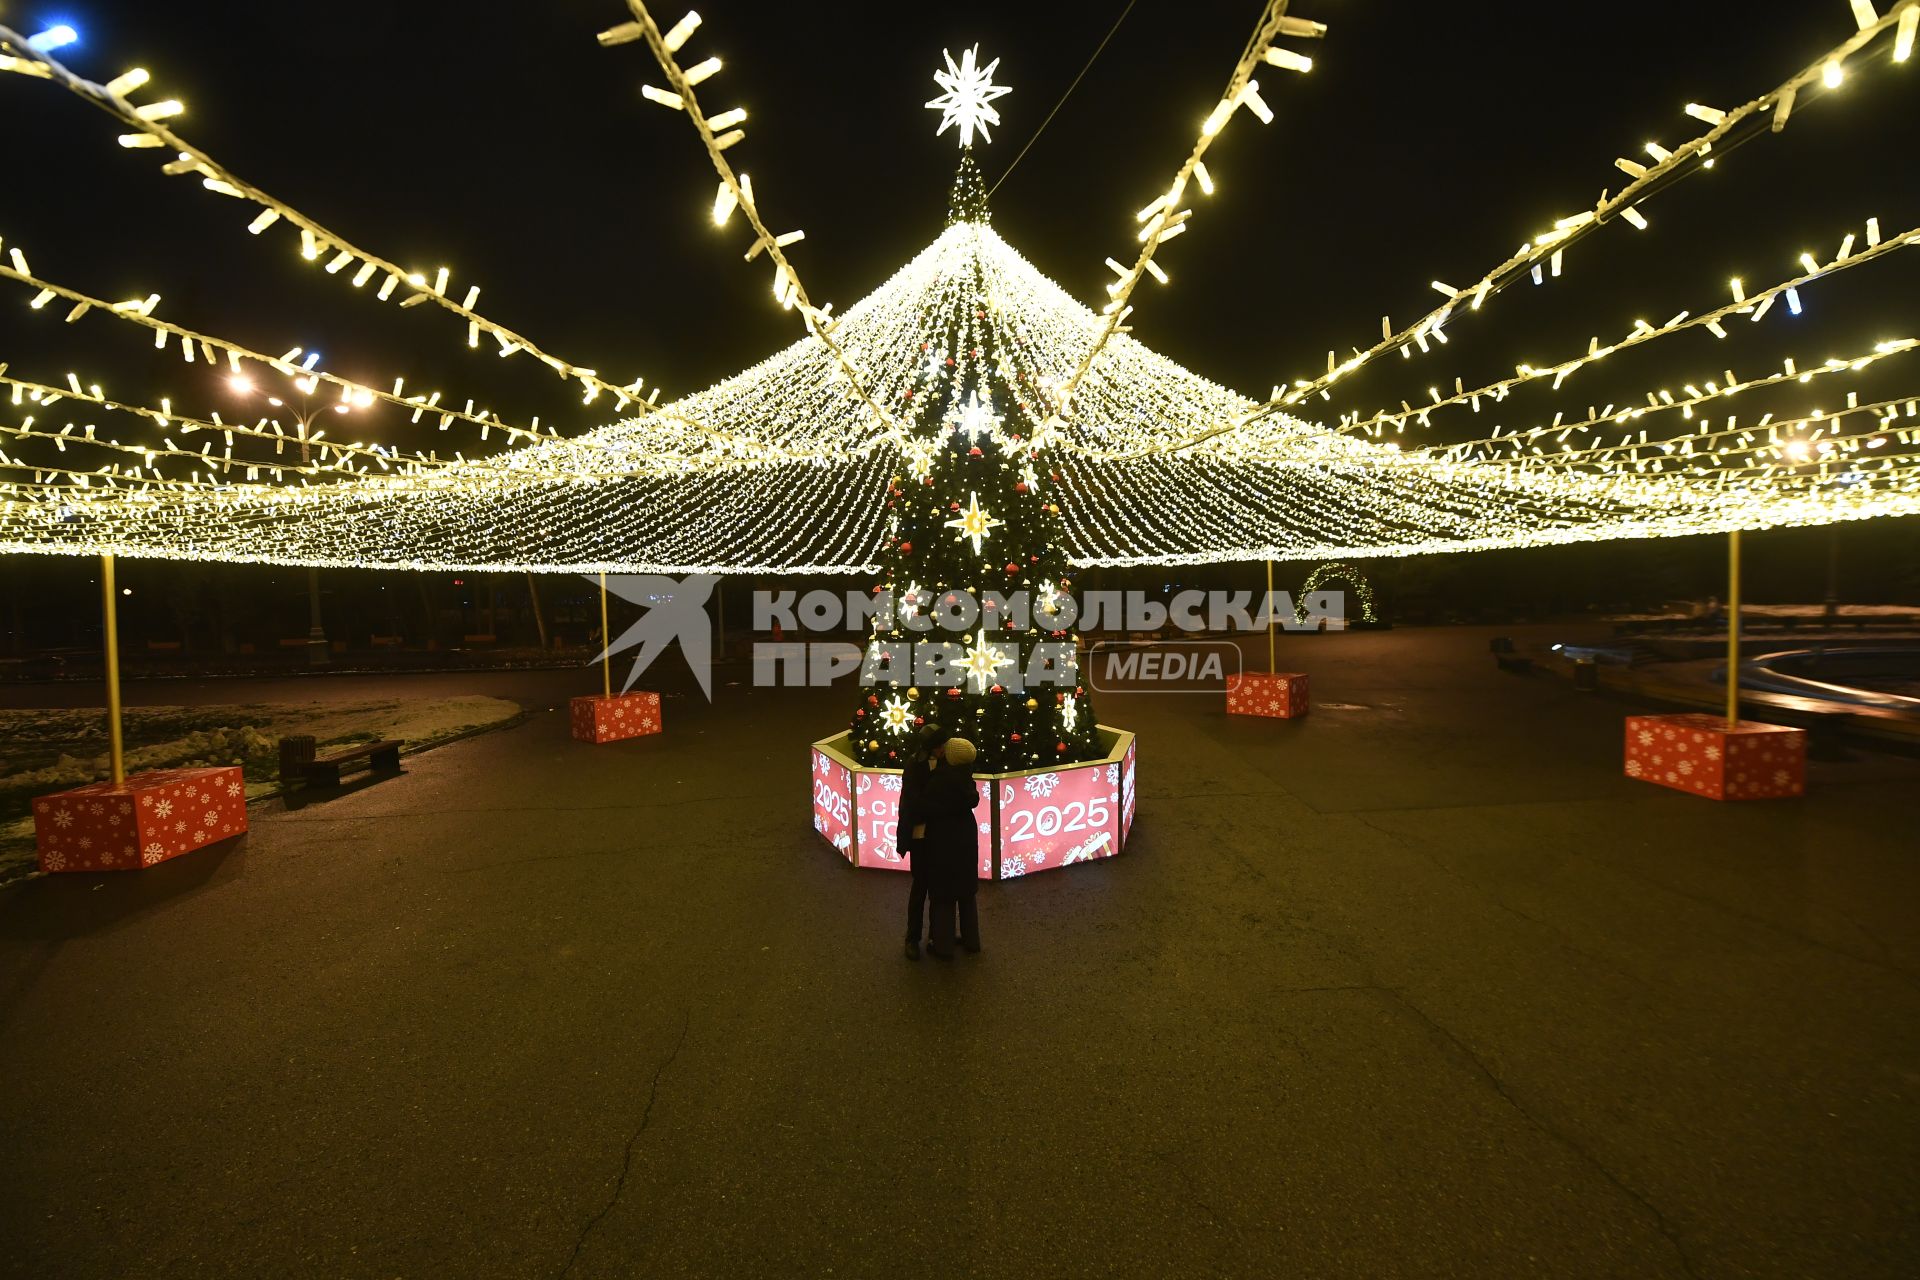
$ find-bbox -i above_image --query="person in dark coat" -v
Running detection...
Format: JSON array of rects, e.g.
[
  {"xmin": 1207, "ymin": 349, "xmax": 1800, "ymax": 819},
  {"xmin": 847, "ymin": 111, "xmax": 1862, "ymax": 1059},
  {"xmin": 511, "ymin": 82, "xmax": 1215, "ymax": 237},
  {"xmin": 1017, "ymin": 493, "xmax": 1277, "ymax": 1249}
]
[
  {"xmin": 899, "ymin": 724, "xmax": 949, "ymax": 961},
  {"xmin": 917, "ymin": 736, "xmax": 982, "ymax": 960}
]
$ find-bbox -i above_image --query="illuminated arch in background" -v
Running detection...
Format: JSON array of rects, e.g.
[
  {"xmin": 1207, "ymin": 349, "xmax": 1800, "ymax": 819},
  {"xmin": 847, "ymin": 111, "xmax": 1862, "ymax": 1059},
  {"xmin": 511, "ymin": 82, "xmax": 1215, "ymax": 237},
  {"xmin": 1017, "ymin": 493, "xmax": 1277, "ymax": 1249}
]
[{"xmin": 1298, "ymin": 562, "xmax": 1378, "ymax": 625}]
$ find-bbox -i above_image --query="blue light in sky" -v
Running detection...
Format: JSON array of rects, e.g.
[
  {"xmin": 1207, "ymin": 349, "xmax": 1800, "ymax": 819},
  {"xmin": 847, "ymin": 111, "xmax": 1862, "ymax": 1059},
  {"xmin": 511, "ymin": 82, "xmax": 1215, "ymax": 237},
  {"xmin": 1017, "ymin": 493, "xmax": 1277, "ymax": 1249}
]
[{"xmin": 27, "ymin": 22, "xmax": 80, "ymax": 52}]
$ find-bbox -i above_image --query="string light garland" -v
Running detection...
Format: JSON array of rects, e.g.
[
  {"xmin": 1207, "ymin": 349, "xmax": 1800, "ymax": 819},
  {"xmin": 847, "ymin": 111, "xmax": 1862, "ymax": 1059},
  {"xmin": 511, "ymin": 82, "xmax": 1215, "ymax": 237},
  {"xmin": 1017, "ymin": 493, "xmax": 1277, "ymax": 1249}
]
[
  {"xmin": 1180, "ymin": 0, "xmax": 1920, "ymax": 449},
  {"xmin": 1409, "ymin": 341, "xmax": 1920, "ymax": 467},
  {"xmin": 0, "ymin": 22, "xmax": 680, "ymax": 423},
  {"xmin": 1045, "ymin": 0, "xmax": 1323, "ymax": 424},
  {"xmin": 604, "ymin": 2, "xmax": 901, "ymax": 439},
  {"xmin": 0, "ymin": 240, "xmax": 851, "ymax": 483}
]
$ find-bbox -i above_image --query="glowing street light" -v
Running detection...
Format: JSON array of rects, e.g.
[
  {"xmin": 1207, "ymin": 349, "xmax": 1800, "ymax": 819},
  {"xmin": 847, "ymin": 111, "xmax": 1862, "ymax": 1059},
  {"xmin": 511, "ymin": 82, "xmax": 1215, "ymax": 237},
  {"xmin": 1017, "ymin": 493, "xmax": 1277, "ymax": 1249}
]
[{"xmin": 26, "ymin": 24, "xmax": 79, "ymax": 52}]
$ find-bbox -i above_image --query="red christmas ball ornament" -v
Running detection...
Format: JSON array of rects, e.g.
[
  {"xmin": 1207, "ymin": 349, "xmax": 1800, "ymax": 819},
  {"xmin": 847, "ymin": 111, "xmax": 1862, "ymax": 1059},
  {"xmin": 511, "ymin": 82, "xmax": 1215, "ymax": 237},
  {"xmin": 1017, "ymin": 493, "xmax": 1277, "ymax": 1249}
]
[
  {"xmin": 945, "ymin": 356, "xmax": 955, "ymax": 366},
  {"xmin": 969, "ymin": 446, "xmax": 983, "ymax": 456},
  {"xmin": 1010, "ymin": 732, "xmax": 1022, "ymax": 742},
  {"xmin": 1005, "ymin": 562, "xmax": 1019, "ymax": 573},
  {"xmin": 867, "ymin": 694, "xmax": 879, "ymax": 706},
  {"xmin": 946, "ymin": 687, "xmax": 963, "ymax": 699},
  {"xmin": 950, "ymin": 501, "xmax": 961, "ymax": 511},
  {"xmin": 984, "ymin": 599, "xmax": 996, "ymax": 610},
  {"xmin": 899, "ymin": 540, "xmax": 913, "ymax": 554},
  {"xmin": 1056, "ymin": 742, "xmax": 1068, "ymax": 753},
  {"xmin": 856, "ymin": 708, "xmax": 866, "ymax": 717},
  {"xmin": 1014, "ymin": 482, "xmax": 1028, "ymax": 493},
  {"xmin": 914, "ymin": 716, "xmax": 925, "ymax": 726},
  {"xmin": 888, "ymin": 750, "xmax": 898, "ymax": 760},
  {"xmin": 990, "ymin": 684, "xmax": 1004, "ymax": 695},
  {"xmin": 971, "ymin": 347, "xmax": 981, "ymax": 357}
]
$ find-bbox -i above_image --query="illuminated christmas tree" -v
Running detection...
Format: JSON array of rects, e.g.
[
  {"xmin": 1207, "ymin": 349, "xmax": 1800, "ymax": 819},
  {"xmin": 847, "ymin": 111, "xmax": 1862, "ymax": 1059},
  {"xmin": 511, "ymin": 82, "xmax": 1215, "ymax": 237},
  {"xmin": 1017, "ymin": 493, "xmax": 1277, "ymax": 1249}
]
[{"xmin": 847, "ymin": 53, "xmax": 1101, "ymax": 773}]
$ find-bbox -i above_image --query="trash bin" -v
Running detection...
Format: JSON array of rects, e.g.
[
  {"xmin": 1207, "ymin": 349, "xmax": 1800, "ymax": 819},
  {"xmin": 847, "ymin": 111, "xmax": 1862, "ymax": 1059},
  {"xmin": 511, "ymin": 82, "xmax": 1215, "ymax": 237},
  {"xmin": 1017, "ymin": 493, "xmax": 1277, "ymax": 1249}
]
[{"xmin": 279, "ymin": 734, "xmax": 316, "ymax": 782}]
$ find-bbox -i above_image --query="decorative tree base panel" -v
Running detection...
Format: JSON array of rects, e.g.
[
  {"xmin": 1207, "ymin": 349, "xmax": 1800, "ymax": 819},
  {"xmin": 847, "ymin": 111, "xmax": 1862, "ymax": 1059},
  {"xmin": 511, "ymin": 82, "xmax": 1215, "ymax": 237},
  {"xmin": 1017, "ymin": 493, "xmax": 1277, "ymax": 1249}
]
[
  {"xmin": 1624, "ymin": 714, "xmax": 1806, "ymax": 800},
  {"xmin": 1227, "ymin": 671, "xmax": 1309, "ymax": 718},
  {"xmin": 33, "ymin": 766, "xmax": 248, "ymax": 873},
  {"xmin": 570, "ymin": 692, "xmax": 662, "ymax": 744},
  {"xmin": 810, "ymin": 726, "xmax": 1136, "ymax": 880}
]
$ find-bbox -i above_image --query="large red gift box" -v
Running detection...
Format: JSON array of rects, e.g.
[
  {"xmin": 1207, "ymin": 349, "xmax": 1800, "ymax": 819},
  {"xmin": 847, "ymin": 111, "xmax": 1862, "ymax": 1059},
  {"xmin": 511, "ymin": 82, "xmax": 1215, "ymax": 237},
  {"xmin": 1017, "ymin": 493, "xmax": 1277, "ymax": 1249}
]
[
  {"xmin": 1624, "ymin": 714, "xmax": 1805, "ymax": 801},
  {"xmin": 570, "ymin": 692, "xmax": 662, "ymax": 744},
  {"xmin": 33, "ymin": 766, "xmax": 247, "ymax": 873},
  {"xmin": 1227, "ymin": 670, "xmax": 1309, "ymax": 718}
]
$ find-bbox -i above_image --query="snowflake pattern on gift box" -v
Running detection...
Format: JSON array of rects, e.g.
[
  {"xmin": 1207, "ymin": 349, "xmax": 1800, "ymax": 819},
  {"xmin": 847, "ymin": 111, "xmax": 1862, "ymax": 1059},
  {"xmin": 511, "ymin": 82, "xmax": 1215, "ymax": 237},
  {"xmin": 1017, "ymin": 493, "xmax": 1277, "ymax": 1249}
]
[
  {"xmin": 879, "ymin": 775, "xmax": 902, "ymax": 793},
  {"xmin": 1024, "ymin": 773, "xmax": 1060, "ymax": 798},
  {"xmin": 572, "ymin": 692, "xmax": 663, "ymax": 744},
  {"xmin": 1624, "ymin": 714, "xmax": 1803, "ymax": 801},
  {"xmin": 37, "ymin": 766, "xmax": 248, "ymax": 873},
  {"xmin": 1227, "ymin": 671, "xmax": 1309, "ymax": 719}
]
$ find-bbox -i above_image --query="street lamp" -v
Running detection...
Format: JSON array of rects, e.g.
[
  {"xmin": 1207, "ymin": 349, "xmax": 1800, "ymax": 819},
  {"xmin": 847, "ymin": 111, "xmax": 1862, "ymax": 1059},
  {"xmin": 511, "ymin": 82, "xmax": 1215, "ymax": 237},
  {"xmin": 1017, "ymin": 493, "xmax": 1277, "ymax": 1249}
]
[{"xmin": 227, "ymin": 369, "xmax": 367, "ymax": 666}]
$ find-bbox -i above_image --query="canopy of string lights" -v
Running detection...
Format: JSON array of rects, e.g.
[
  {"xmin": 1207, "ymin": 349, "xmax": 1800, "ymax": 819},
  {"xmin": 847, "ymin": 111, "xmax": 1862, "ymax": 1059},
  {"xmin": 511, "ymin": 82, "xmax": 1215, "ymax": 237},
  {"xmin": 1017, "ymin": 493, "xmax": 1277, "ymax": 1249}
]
[{"xmin": 0, "ymin": 1, "xmax": 1915, "ymax": 572}]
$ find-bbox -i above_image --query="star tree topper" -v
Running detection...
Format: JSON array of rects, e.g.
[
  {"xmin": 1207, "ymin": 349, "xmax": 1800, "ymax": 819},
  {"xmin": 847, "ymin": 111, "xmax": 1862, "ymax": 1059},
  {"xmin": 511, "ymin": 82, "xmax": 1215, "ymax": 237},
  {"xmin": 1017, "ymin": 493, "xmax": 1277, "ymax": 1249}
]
[{"xmin": 926, "ymin": 45, "xmax": 1011, "ymax": 147}]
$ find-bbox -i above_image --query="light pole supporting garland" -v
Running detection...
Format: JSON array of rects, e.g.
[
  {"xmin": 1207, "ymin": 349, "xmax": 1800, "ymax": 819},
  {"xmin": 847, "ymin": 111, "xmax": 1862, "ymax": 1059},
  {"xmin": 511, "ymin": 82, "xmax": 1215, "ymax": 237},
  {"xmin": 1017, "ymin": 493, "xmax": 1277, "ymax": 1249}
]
[
  {"xmin": 1265, "ymin": 558, "xmax": 1276, "ymax": 674},
  {"xmin": 100, "ymin": 554, "xmax": 126, "ymax": 787},
  {"xmin": 599, "ymin": 572, "xmax": 613, "ymax": 700},
  {"xmin": 1726, "ymin": 530, "xmax": 1742, "ymax": 730}
]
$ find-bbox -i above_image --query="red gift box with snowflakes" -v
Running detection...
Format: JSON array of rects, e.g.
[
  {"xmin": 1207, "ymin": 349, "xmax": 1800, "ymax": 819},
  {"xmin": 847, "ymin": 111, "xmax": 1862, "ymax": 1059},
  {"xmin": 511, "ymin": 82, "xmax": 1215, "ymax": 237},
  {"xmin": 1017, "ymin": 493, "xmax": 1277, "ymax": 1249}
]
[
  {"xmin": 1226, "ymin": 670, "xmax": 1309, "ymax": 718},
  {"xmin": 33, "ymin": 766, "xmax": 248, "ymax": 873},
  {"xmin": 570, "ymin": 692, "xmax": 662, "ymax": 744},
  {"xmin": 1623, "ymin": 714, "xmax": 1805, "ymax": 801}
]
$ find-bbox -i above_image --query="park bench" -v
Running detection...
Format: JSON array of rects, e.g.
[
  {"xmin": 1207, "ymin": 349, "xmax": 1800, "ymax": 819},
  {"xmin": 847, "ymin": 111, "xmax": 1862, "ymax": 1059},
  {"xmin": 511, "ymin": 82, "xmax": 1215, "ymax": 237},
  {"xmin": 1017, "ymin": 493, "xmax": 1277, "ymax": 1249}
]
[{"xmin": 278, "ymin": 735, "xmax": 403, "ymax": 788}]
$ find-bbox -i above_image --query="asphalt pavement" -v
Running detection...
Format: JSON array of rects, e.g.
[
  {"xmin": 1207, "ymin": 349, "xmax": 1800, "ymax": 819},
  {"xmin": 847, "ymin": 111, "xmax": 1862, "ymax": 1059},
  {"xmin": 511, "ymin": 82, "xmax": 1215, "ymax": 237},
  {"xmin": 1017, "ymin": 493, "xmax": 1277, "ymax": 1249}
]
[{"xmin": 1, "ymin": 625, "xmax": 1915, "ymax": 1278}]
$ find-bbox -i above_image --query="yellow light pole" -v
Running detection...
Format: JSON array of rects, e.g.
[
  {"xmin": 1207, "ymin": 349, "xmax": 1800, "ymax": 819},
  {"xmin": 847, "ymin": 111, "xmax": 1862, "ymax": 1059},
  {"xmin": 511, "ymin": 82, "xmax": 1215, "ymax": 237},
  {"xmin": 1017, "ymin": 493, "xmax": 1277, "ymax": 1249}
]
[
  {"xmin": 1265, "ymin": 558, "xmax": 1276, "ymax": 674},
  {"xmin": 599, "ymin": 571, "xmax": 612, "ymax": 699},
  {"xmin": 1726, "ymin": 529, "xmax": 1742, "ymax": 729},
  {"xmin": 100, "ymin": 554, "xmax": 126, "ymax": 787}
]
